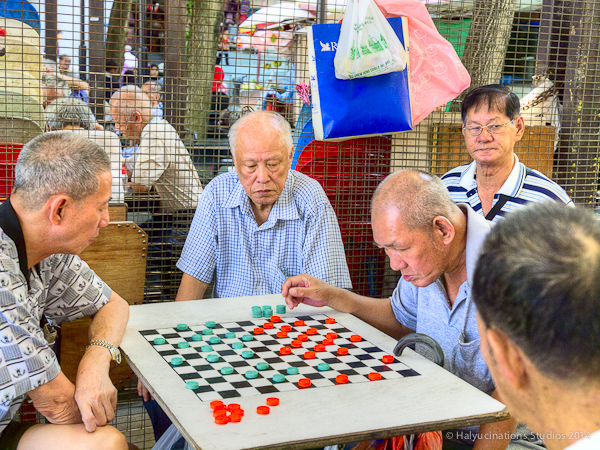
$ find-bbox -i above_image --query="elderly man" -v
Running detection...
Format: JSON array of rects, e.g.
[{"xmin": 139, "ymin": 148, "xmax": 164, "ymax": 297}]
[
  {"xmin": 0, "ymin": 132, "xmax": 130, "ymax": 449},
  {"xmin": 473, "ymin": 202, "xmax": 600, "ymax": 450},
  {"xmin": 141, "ymin": 111, "xmax": 352, "ymax": 443},
  {"xmin": 141, "ymin": 80, "xmax": 163, "ymax": 119},
  {"xmin": 45, "ymin": 97, "xmax": 125, "ymax": 203},
  {"xmin": 41, "ymin": 73, "xmax": 69, "ymax": 108},
  {"xmin": 283, "ymin": 169, "xmax": 543, "ymax": 450},
  {"xmin": 442, "ymin": 84, "xmax": 572, "ymax": 222}
]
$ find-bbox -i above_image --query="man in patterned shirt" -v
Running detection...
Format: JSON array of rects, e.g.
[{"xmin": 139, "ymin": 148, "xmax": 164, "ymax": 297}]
[
  {"xmin": 442, "ymin": 84, "xmax": 572, "ymax": 223},
  {"xmin": 0, "ymin": 132, "xmax": 130, "ymax": 449},
  {"xmin": 140, "ymin": 110, "xmax": 352, "ymax": 442}
]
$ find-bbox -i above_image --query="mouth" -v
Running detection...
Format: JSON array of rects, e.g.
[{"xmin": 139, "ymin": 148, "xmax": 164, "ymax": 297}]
[{"xmin": 402, "ymin": 275, "xmax": 415, "ymax": 282}]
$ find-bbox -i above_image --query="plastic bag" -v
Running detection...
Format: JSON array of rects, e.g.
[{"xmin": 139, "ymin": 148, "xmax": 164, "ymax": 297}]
[
  {"xmin": 334, "ymin": 0, "xmax": 407, "ymax": 80},
  {"xmin": 151, "ymin": 424, "xmax": 192, "ymax": 450}
]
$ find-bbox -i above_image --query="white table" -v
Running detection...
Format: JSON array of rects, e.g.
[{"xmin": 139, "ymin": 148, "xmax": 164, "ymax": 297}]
[{"xmin": 121, "ymin": 294, "xmax": 509, "ymax": 450}]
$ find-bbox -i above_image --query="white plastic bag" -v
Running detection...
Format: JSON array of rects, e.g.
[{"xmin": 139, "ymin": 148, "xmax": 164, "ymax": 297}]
[
  {"xmin": 151, "ymin": 424, "xmax": 193, "ymax": 450},
  {"xmin": 334, "ymin": 0, "xmax": 407, "ymax": 80}
]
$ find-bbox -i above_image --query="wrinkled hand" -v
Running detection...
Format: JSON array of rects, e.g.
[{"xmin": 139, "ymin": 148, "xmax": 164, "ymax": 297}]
[
  {"xmin": 137, "ymin": 378, "xmax": 154, "ymax": 402},
  {"xmin": 281, "ymin": 274, "xmax": 335, "ymax": 310},
  {"xmin": 74, "ymin": 347, "xmax": 118, "ymax": 433}
]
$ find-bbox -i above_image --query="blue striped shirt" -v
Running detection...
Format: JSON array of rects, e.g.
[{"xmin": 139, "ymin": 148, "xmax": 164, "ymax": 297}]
[
  {"xmin": 177, "ymin": 170, "xmax": 352, "ymax": 298},
  {"xmin": 441, "ymin": 156, "xmax": 573, "ymax": 223}
]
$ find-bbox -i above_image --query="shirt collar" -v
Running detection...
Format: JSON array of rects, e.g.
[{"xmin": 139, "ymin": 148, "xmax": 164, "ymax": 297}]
[
  {"xmin": 459, "ymin": 154, "xmax": 524, "ymax": 198},
  {"xmin": 0, "ymin": 198, "xmax": 30, "ymax": 283},
  {"xmin": 222, "ymin": 170, "xmax": 300, "ymax": 226}
]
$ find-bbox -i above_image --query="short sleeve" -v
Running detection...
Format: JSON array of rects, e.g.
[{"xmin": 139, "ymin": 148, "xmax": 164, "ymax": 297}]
[
  {"xmin": 176, "ymin": 188, "xmax": 218, "ymax": 283},
  {"xmin": 389, "ymin": 279, "xmax": 418, "ymax": 331},
  {"xmin": 132, "ymin": 129, "xmax": 167, "ymax": 187}
]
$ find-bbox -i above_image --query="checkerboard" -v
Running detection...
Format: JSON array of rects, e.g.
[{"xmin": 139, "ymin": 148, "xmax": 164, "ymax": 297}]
[{"xmin": 139, "ymin": 314, "xmax": 421, "ymax": 402}]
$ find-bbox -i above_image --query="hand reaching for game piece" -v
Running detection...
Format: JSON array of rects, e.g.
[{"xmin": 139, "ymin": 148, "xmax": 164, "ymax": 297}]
[{"xmin": 282, "ymin": 274, "xmax": 348, "ymax": 312}]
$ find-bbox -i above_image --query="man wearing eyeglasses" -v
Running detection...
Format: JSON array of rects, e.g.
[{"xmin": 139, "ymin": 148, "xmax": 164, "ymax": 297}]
[{"xmin": 442, "ymin": 84, "xmax": 572, "ymax": 223}]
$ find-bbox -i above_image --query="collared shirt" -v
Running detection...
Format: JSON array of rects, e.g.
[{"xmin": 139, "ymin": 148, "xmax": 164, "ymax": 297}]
[
  {"xmin": 177, "ymin": 170, "xmax": 352, "ymax": 298},
  {"xmin": 442, "ymin": 155, "xmax": 573, "ymax": 223},
  {"xmin": 0, "ymin": 199, "xmax": 112, "ymax": 436},
  {"xmin": 390, "ymin": 204, "xmax": 495, "ymax": 395},
  {"xmin": 132, "ymin": 119, "xmax": 203, "ymax": 212}
]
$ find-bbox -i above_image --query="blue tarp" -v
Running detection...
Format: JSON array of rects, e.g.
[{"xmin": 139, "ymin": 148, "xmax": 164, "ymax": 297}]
[{"xmin": 0, "ymin": 1, "xmax": 40, "ymax": 30}]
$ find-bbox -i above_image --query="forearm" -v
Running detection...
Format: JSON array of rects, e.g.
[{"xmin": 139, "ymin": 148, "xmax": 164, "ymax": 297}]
[
  {"xmin": 473, "ymin": 390, "xmax": 517, "ymax": 450},
  {"xmin": 87, "ymin": 292, "xmax": 129, "ymax": 347},
  {"xmin": 59, "ymin": 73, "xmax": 90, "ymax": 92},
  {"xmin": 176, "ymin": 273, "xmax": 209, "ymax": 301},
  {"xmin": 128, "ymin": 182, "xmax": 150, "ymax": 193},
  {"xmin": 28, "ymin": 372, "xmax": 82, "ymax": 424}
]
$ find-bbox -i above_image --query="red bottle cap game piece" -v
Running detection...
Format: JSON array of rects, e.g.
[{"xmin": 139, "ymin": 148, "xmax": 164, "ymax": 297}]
[
  {"xmin": 350, "ymin": 334, "xmax": 362, "ymax": 342},
  {"xmin": 382, "ymin": 355, "xmax": 395, "ymax": 364},
  {"xmin": 336, "ymin": 374, "xmax": 349, "ymax": 384},
  {"xmin": 291, "ymin": 339, "xmax": 302, "ymax": 348},
  {"xmin": 306, "ymin": 328, "xmax": 318, "ymax": 335},
  {"xmin": 304, "ymin": 351, "xmax": 316, "ymax": 359},
  {"xmin": 276, "ymin": 331, "xmax": 288, "ymax": 338},
  {"xmin": 281, "ymin": 324, "xmax": 292, "ymax": 332},
  {"xmin": 270, "ymin": 316, "xmax": 281, "ymax": 323},
  {"xmin": 325, "ymin": 318, "xmax": 336, "ymax": 324},
  {"xmin": 326, "ymin": 332, "xmax": 338, "ymax": 340},
  {"xmin": 368, "ymin": 372, "xmax": 382, "ymax": 381},
  {"xmin": 266, "ymin": 397, "xmax": 280, "ymax": 406},
  {"xmin": 210, "ymin": 400, "xmax": 224, "ymax": 410},
  {"xmin": 229, "ymin": 414, "xmax": 242, "ymax": 423},
  {"xmin": 263, "ymin": 322, "xmax": 275, "ymax": 329},
  {"xmin": 280, "ymin": 346, "xmax": 292, "ymax": 355},
  {"xmin": 337, "ymin": 347, "xmax": 349, "ymax": 356},
  {"xmin": 322, "ymin": 338, "xmax": 334, "ymax": 346},
  {"xmin": 298, "ymin": 378, "xmax": 312, "ymax": 388},
  {"xmin": 253, "ymin": 327, "xmax": 265, "ymax": 335},
  {"xmin": 297, "ymin": 334, "xmax": 309, "ymax": 342},
  {"xmin": 294, "ymin": 320, "xmax": 305, "ymax": 326},
  {"xmin": 215, "ymin": 416, "xmax": 230, "ymax": 425},
  {"xmin": 213, "ymin": 408, "xmax": 227, "ymax": 417},
  {"xmin": 257, "ymin": 406, "xmax": 270, "ymax": 415},
  {"xmin": 227, "ymin": 404, "xmax": 241, "ymax": 411},
  {"xmin": 314, "ymin": 344, "xmax": 325, "ymax": 352}
]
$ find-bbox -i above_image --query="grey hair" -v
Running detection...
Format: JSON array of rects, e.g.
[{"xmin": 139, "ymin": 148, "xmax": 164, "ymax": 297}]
[
  {"xmin": 41, "ymin": 73, "xmax": 69, "ymax": 98},
  {"xmin": 228, "ymin": 111, "xmax": 293, "ymax": 158},
  {"xmin": 13, "ymin": 131, "xmax": 111, "ymax": 210},
  {"xmin": 42, "ymin": 58, "xmax": 58, "ymax": 72},
  {"xmin": 110, "ymin": 85, "xmax": 153, "ymax": 124},
  {"xmin": 45, "ymin": 97, "xmax": 96, "ymax": 131},
  {"xmin": 371, "ymin": 169, "xmax": 461, "ymax": 231}
]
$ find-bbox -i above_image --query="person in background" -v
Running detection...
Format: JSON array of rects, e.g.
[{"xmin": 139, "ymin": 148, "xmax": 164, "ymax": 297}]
[
  {"xmin": 141, "ymin": 80, "xmax": 163, "ymax": 120},
  {"xmin": 472, "ymin": 202, "xmax": 600, "ymax": 450},
  {"xmin": 43, "ymin": 57, "xmax": 90, "ymax": 99},
  {"xmin": 442, "ymin": 84, "xmax": 572, "ymax": 222},
  {"xmin": 41, "ymin": 73, "xmax": 69, "ymax": 108}
]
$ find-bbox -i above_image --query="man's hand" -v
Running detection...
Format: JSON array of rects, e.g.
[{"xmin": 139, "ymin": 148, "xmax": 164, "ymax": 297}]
[
  {"xmin": 74, "ymin": 345, "xmax": 118, "ymax": 433},
  {"xmin": 137, "ymin": 378, "xmax": 154, "ymax": 402},
  {"xmin": 28, "ymin": 372, "xmax": 82, "ymax": 424},
  {"xmin": 281, "ymin": 274, "xmax": 343, "ymax": 311}
]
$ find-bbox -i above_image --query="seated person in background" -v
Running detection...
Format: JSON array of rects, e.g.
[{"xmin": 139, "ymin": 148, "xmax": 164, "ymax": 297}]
[
  {"xmin": 141, "ymin": 80, "xmax": 163, "ymax": 120},
  {"xmin": 41, "ymin": 73, "xmax": 69, "ymax": 108},
  {"xmin": 207, "ymin": 66, "xmax": 230, "ymax": 138},
  {"xmin": 283, "ymin": 169, "xmax": 543, "ymax": 450},
  {"xmin": 45, "ymin": 97, "xmax": 126, "ymax": 203},
  {"xmin": 143, "ymin": 63, "xmax": 164, "ymax": 87},
  {"xmin": 473, "ymin": 202, "xmax": 600, "ymax": 450},
  {"xmin": 55, "ymin": 54, "xmax": 90, "ymax": 98},
  {"xmin": 105, "ymin": 60, "xmax": 121, "ymax": 102},
  {"xmin": 442, "ymin": 84, "xmax": 572, "ymax": 222},
  {"xmin": 140, "ymin": 111, "xmax": 352, "ymax": 442},
  {"xmin": 0, "ymin": 132, "xmax": 131, "ymax": 450}
]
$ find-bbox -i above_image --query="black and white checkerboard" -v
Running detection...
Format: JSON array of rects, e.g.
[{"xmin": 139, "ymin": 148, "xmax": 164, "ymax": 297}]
[{"xmin": 139, "ymin": 314, "xmax": 421, "ymax": 402}]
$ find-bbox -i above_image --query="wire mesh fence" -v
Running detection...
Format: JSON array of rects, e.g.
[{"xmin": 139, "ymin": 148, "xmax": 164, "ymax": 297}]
[{"xmin": 1, "ymin": 0, "xmax": 599, "ymax": 447}]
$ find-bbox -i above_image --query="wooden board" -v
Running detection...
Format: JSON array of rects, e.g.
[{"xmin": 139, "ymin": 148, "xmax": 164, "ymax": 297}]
[{"xmin": 122, "ymin": 295, "xmax": 509, "ymax": 450}]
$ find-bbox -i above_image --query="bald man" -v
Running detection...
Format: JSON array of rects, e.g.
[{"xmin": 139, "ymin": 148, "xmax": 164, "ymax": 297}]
[{"xmin": 283, "ymin": 169, "xmax": 544, "ymax": 450}]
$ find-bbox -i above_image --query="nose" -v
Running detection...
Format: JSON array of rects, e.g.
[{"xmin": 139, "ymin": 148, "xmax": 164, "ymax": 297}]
[
  {"xmin": 388, "ymin": 251, "xmax": 407, "ymax": 272},
  {"xmin": 477, "ymin": 127, "xmax": 493, "ymax": 141},
  {"xmin": 255, "ymin": 163, "xmax": 269, "ymax": 183},
  {"xmin": 99, "ymin": 209, "xmax": 110, "ymax": 228}
]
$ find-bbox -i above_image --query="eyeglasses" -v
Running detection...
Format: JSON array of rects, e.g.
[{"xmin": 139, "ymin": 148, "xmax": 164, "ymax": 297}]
[{"xmin": 463, "ymin": 118, "xmax": 517, "ymax": 136}]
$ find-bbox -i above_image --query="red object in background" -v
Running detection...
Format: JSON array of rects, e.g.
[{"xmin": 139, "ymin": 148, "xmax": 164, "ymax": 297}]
[{"xmin": 0, "ymin": 143, "xmax": 24, "ymax": 201}]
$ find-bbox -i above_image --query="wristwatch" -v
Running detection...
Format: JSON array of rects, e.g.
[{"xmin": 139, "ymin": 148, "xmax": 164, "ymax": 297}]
[{"xmin": 87, "ymin": 340, "xmax": 122, "ymax": 365}]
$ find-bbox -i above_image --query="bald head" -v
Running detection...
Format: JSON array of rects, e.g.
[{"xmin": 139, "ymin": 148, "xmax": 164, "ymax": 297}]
[
  {"xmin": 110, "ymin": 85, "xmax": 153, "ymax": 125},
  {"xmin": 228, "ymin": 111, "xmax": 293, "ymax": 159},
  {"xmin": 372, "ymin": 170, "xmax": 461, "ymax": 231}
]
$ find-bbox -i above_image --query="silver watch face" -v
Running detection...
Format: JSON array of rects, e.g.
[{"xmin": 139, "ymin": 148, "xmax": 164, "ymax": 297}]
[{"xmin": 113, "ymin": 348, "xmax": 122, "ymax": 365}]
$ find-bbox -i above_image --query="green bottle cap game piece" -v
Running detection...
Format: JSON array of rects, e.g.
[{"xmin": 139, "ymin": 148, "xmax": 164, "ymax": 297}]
[
  {"xmin": 205, "ymin": 321, "xmax": 216, "ymax": 328},
  {"xmin": 201, "ymin": 328, "xmax": 213, "ymax": 335},
  {"xmin": 186, "ymin": 381, "xmax": 199, "ymax": 390},
  {"xmin": 256, "ymin": 362, "xmax": 269, "ymax": 371},
  {"xmin": 177, "ymin": 341, "xmax": 190, "ymax": 349},
  {"xmin": 276, "ymin": 305, "xmax": 286, "ymax": 314},
  {"xmin": 241, "ymin": 334, "xmax": 253, "ymax": 342},
  {"xmin": 272, "ymin": 374, "xmax": 285, "ymax": 383},
  {"xmin": 232, "ymin": 342, "xmax": 244, "ymax": 349},
  {"xmin": 153, "ymin": 337, "xmax": 165, "ymax": 345},
  {"xmin": 170, "ymin": 357, "xmax": 183, "ymax": 366},
  {"xmin": 263, "ymin": 310, "xmax": 273, "ymax": 318},
  {"xmin": 191, "ymin": 334, "xmax": 203, "ymax": 341},
  {"xmin": 286, "ymin": 366, "xmax": 299, "ymax": 375},
  {"xmin": 241, "ymin": 350, "xmax": 254, "ymax": 359},
  {"xmin": 220, "ymin": 366, "xmax": 234, "ymax": 375},
  {"xmin": 176, "ymin": 324, "xmax": 188, "ymax": 331},
  {"xmin": 225, "ymin": 332, "xmax": 236, "ymax": 339},
  {"xmin": 200, "ymin": 345, "xmax": 213, "ymax": 352},
  {"xmin": 209, "ymin": 336, "xmax": 221, "ymax": 344},
  {"xmin": 245, "ymin": 370, "xmax": 258, "ymax": 379},
  {"xmin": 207, "ymin": 354, "xmax": 219, "ymax": 363},
  {"xmin": 317, "ymin": 363, "xmax": 330, "ymax": 371}
]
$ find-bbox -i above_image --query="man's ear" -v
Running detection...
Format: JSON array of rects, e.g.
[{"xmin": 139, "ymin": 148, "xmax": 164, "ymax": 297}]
[
  {"xmin": 47, "ymin": 195, "xmax": 69, "ymax": 226},
  {"xmin": 486, "ymin": 328, "xmax": 529, "ymax": 389},
  {"xmin": 432, "ymin": 216, "xmax": 455, "ymax": 245},
  {"xmin": 514, "ymin": 116, "xmax": 525, "ymax": 141}
]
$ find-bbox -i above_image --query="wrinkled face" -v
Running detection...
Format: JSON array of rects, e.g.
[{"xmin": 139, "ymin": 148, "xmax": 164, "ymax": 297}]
[
  {"xmin": 463, "ymin": 106, "xmax": 523, "ymax": 168},
  {"xmin": 61, "ymin": 171, "xmax": 112, "ymax": 255},
  {"xmin": 59, "ymin": 56, "xmax": 71, "ymax": 72},
  {"xmin": 42, "ymin": 87, "xmax": 63, "ymax": 108},
  {"xmin": 110, "ymin": 101, "xmax": 144, "ymax": 140},
  {"xmin": 372, "ymin": 207, "xmax": 447, "ymax": 288},
  {"xmin": 233, "ymin": 127, "xmax": 292, "ymax": 209},
  {"xmin": 150, "ymin": 67, "xmax": 159, "ymax": 77}
]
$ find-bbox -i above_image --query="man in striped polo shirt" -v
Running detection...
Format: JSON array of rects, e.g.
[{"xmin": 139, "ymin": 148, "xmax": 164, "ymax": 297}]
[{"xmin": 442, "ymin": 84, "xmax": 572, "ymax": 222}]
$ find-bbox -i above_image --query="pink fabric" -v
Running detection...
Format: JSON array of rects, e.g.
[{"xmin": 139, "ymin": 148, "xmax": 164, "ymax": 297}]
[{"xmin": 375, "ymin": 0, "xmax": 470, "ymax": 125}]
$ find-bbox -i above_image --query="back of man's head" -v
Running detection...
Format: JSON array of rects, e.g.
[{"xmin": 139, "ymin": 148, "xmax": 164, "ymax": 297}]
[
  {"xmin": 13, "ymin": 132, "xmax": 110, "ymax": 210},
  {"xmin": 473, "ymin": 202, "xmax": 600, "ymax": 383},
  {"xmin": 228, "ymin": 111, "xmax": 292, "ymax": 159},
  {"xmin": 371, "ymin": 169, "xmax": 461, "ymax": 232},
  {"xmin": 461, "ymin": 84, "xmax": 520, "ymax": 124},
  {"xmin": 110, "ymin": 85, "xmax": 153, "ymax": 125},
  {"xmin": 45, "ymin": 97, "xmax": 96, "ymax": 131}
]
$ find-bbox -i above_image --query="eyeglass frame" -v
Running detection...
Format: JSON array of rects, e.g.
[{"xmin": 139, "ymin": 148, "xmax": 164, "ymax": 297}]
[{"xmin": 462, "ymin": 117, "xmax": 519, "ymax": 136}]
